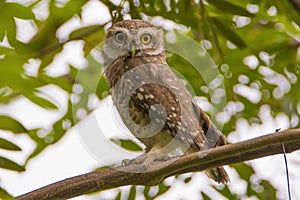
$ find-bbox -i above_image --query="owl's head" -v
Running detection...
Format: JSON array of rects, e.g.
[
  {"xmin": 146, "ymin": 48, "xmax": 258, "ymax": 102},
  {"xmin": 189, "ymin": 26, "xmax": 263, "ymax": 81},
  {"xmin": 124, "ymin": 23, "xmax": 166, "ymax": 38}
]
[{"xmin": 102, "ymin": 20, "xmax": 164, "ymax": 65}]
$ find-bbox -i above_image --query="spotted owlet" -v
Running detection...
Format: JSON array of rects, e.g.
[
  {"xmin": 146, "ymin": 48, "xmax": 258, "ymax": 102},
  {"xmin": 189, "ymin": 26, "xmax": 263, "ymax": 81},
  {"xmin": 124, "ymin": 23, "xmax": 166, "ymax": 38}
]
[{"xmin": 102, "ymin": 19, "xmax": 229, "ymax": 183}]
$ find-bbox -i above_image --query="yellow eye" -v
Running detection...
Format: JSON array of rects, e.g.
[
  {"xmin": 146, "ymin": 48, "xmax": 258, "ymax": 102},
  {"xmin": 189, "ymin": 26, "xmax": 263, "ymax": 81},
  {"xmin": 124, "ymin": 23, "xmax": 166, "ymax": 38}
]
[
  {"xmin": 141, "ymin": 34, "xmax": 152, "ymax": 45},
  {"xmin": 115, "ymin": 32, "xmax": 126, "ymax": 43}
]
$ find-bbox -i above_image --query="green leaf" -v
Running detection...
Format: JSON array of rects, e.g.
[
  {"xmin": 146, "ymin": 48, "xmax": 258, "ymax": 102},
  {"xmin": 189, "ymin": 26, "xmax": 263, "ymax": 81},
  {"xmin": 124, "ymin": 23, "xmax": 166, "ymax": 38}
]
[
  {"xmin": 274, "ymin": 0, "xmax": 300, "ymax": 27},
  {"xmin": 143, "ymin": 186, "xmax": 151, "ymax": 199},
  {"xmin": 75, "ymin": 54, "xmax": 103, "ymax": 100},
  {"xmin": 183, "ymin": 176, "xmax": 192, "ymax": 183},
  {"xmin": 94, "ymin": 165, "xmax": 114, "ymax": 171},
  {"xmin": 0, "ymin": 156, "xmax": 25, "ymax": 172},
  {"xmin": 213, "ymin": 185, "xmax": 239, "ymax": 199},
  {"xmin": 154, "ymin": 183, "xmax": 171, "ymax": 197},
  {"xmin": 0, "ymin": 186, "xmax": 16, "ymax": 200},
  {"xmin": 96, "ymin": 76, "xmax": 109, "ymax": 100},
  {"xmin": 24, "ymin": 92, "xmax": 59, "ymax": 110},
  {"xmin": 211, "ymin": 17, "xmax": 247, "ymax": 49},
  {"xmin": 0, "ymin": 47, "xmax": 12, "ymax": 55},
  {"xmin": 0, "ymin": 138, "xmax": 21, "ymax": 151},
  {"xmin": 232, "ymin": 163, "xmax": 255, "ymax": 181},
  {"xmin": 69, "ymin": 25, "xmax": 105, "ymax": 55},
  {"xmin": 259, "ymin": 180, "xmax": 277, "ymax": 200},
  {"xmin": 0, "ymin": 115, "xmax": 27, "ymax": 133},
  {"xmin": 26, "ymin": 102, "xmax": 75, "ymax": 163},
  {"xmin": 25, "ymin": 129, "xmax": 48, "ymax": 164},
  {"xmin": 128, "ymin": 186, "xmax": 136, "ymax": 200},
  {"xmin": 110, "ymin": 139, "xmax": 143, "ymax": 151},
  {"xmin": 40, "ymin": 74, "xmax": 74, "ymax": 93},
  {"xmin": 6, "ymin": 3, "xmax": 35, "ymax": 19},
  {"xmin": 114, "ymin": 190, "xmax": 121, "ymax": 200},
  {"xmin": 120, "ymin": 139, "xmax": 143, "ymax": 151},
  {"xmin": 201, "ymin": 192, "xmax": 212, "ymax": 200},
  {"xmin": 69, "ymin": 25, "xmax": 104, "ymax": 40},
  {"xmin": 207, "ymin": 0, "xmax": 255, "ymax": 17}
]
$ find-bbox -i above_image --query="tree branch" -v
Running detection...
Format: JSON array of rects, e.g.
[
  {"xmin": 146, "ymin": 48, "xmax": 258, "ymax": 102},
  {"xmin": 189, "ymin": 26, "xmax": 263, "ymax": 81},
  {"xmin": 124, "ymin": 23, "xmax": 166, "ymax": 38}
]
[{"xmin": 17, "ymin": 129, "xmax": 300, "ymax": 200}]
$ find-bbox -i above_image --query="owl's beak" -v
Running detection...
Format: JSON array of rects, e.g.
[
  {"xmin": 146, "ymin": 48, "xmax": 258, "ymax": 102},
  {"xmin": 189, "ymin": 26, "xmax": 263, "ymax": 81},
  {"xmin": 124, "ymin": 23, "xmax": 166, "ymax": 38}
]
[{"xmin": 130, "ymin": 43, "xmax": 136, "ymax": 58}]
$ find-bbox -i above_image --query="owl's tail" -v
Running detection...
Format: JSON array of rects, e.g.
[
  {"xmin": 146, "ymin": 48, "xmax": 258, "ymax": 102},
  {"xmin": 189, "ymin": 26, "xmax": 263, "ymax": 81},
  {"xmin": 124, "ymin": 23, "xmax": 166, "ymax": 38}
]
[{"xmin": 206, "ymin": 166, "xmax": 230, "ymax": 184}]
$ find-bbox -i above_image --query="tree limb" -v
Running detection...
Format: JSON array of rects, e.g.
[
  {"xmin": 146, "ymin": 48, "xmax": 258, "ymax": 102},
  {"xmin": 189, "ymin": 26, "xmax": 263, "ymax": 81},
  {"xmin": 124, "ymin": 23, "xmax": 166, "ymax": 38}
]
[{"xmin": 17, "ymin": 129, "xmax": 300, "ymax": 200}]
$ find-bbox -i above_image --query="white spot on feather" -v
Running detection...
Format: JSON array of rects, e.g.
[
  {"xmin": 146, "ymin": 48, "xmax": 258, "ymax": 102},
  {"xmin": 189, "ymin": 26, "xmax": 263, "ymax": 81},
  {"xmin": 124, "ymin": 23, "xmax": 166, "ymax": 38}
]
[{"xmin": 137, "ymin": 93, "xmax": 144, "ymax": 100}]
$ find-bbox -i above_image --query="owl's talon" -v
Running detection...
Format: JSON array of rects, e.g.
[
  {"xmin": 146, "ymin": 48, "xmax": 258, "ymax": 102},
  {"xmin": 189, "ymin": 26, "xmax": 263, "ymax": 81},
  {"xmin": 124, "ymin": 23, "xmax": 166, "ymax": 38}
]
[
  {"xmin": 121, "ymin": 151, "xmax": 170, "ymax": 170},
  {"xmin": 121, "ymin": 154, "xmax": 147, "ymax": 166}
]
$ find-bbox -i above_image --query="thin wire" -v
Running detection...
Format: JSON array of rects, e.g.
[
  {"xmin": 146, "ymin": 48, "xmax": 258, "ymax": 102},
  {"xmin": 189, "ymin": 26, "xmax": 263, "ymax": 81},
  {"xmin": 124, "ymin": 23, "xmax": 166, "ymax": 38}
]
[{"xmin": 281, "ymin": 142, "xmax": 292, "ymax": 200}]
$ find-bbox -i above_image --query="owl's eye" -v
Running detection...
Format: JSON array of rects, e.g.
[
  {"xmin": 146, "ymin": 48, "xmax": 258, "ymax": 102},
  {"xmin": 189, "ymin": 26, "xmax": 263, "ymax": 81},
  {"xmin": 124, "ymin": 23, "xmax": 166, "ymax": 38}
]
[
  {"xmin": 141, "ymin": 34, "xmax": 152, "ymax": 45},
  {"xmin": 115, "ymin": 32, "xmax": 126, "ymax": 43}
]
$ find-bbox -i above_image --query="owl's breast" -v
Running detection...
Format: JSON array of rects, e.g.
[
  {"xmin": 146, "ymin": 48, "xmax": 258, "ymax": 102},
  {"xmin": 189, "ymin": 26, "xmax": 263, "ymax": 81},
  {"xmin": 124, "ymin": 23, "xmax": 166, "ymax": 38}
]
[{"xmin": 111, "ymin": 66, "xmax": 195, "ymax": 146}]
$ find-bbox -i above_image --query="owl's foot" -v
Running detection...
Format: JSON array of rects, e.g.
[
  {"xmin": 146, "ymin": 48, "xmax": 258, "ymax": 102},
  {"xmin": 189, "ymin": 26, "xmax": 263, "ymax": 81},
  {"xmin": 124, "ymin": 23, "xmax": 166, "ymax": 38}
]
[{"xmin": 122, "ymin": 151, "xmax": 170, "ymax": 170}]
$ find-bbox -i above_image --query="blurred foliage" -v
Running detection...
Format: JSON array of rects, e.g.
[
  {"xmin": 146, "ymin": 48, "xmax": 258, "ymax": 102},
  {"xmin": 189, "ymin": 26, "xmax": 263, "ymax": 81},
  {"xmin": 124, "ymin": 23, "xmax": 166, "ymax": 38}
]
[
  {"xmin": 0, "ymin": 186, "xmax": 15, "ymax": 200},
  {"xmin": 0, "ymin": 0, "xmax": 299, "ymax": 199},
  {"xmin": 110, "ymin": 138, "xmax": 143, "ymax": 151}
]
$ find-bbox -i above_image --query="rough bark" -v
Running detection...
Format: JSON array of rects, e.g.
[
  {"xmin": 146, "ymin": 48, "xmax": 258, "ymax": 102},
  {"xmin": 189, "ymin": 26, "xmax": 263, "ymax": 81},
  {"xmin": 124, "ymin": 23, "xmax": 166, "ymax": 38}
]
[{"xmin": 17, "ymin": 129, "xmax": 300, "ymax": 200}]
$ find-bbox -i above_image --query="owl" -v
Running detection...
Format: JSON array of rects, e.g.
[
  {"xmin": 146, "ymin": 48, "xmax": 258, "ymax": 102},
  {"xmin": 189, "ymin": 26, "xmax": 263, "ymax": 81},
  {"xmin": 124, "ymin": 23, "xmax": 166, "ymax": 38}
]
[{"xmin": 102, "ymin": 19, "xmax": 229, "ymax": 183}]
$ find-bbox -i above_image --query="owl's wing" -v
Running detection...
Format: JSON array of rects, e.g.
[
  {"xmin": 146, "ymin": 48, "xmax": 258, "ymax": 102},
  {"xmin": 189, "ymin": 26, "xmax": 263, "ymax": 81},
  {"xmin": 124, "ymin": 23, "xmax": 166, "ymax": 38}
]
[
  {"xmin": 123, "ymin": 62, "xmax": 225, "ymax": 150},
  {"xmin": 191, "ymin": 100, "xmax": 226, "ymax": 148}
]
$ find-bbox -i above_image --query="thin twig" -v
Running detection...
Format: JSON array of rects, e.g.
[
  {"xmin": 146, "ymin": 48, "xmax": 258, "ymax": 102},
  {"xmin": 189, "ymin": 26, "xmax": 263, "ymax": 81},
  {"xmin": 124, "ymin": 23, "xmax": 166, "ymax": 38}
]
[{"xmin": 112, "ymin": 0, "xmax": 126, "ymax": 24}]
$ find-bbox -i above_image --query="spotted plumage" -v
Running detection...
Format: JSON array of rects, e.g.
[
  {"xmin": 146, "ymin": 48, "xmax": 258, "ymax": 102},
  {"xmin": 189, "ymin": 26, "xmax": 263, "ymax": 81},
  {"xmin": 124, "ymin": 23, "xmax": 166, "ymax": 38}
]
[{"xmin": 102, "ymin": 19, "xmax": 229, "ymax": 183}]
